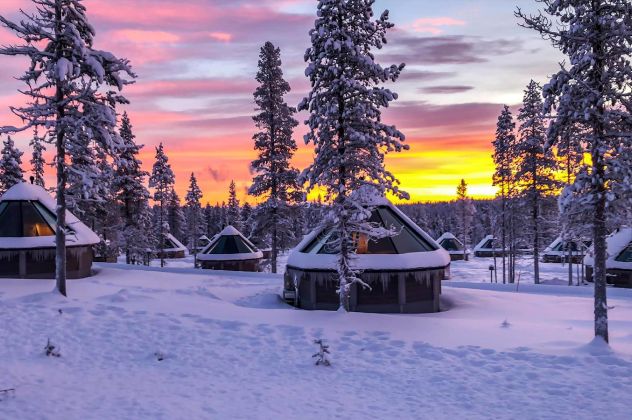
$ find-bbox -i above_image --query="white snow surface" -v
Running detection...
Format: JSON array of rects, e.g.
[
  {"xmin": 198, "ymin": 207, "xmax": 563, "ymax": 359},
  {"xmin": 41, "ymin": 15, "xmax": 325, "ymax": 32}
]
[
  {"xmin": 1, "ymin": 260, "xmax": 631, "ymax": 419},
  {"xmin": 0, "ymin": 182, "xmax": 100, "ymax": 249},
  {"xmin": 584, "ymin": 227, "xmax": 632, "ymax": 270}
]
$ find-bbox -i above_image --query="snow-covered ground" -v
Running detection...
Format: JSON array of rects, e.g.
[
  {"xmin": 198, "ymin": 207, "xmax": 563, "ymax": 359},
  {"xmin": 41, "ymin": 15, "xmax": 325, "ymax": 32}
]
[{"xmin": 1, "ymin": 260, "xmax": 631, "ymax": 420}]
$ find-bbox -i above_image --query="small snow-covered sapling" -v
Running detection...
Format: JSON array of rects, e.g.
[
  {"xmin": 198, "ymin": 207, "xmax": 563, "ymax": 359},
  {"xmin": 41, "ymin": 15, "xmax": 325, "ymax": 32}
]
[
  {"xmin": 155, "ymin": 350, "xmax": 165, "ymax": 361},
  {"xmin": 312, "ymin": 339, "xmax": 331, "ymax": 366},
  {"xmin": 44, "ymin": 339, "xmax": 61, "ymax": 357},
  {"xmin": 500, "ymin": 320, "xmax": 511, "ymax": 328}
]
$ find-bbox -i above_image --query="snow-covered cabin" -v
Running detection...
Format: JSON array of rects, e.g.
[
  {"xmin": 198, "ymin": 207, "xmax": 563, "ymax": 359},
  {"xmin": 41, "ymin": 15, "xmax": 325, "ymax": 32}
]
[
  {"xmin": 155, "ymin": 233, "xmax": 187, "ymax": 259},
  {"xmin": 542, "ymin": 236, "xmax": 591, "ymax": 263},
  {"xmin": 473, "ymin": 235, "xmax": 504, "ymax": 258},
  {"xmin": 198, "ymin": 225, "xmax": 263, "ymax": 271},
  {"xmin": 437, "ymin": 232, "xmax": 470, "ymax": 261},
  {"xmin": 283, "ymin": 195, "xmax": 450, "ymax": 314},
  {"xmin": 194, "ymin": 235, "xmax": 211, "ymax": 252},
  {"xmin": 0, "ymin": 183, "xmax": 99, "ymax": 279},
  {"xmin": 584, "ymin": 227, "xmax": 632, "ymax": 287}
]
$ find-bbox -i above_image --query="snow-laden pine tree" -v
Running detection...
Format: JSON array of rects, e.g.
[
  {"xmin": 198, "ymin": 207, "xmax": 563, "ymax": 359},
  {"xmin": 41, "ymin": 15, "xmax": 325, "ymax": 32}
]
[
  {"xmin": 226, "ymin": 180, "xmax": 240, "ymax": 228},
  {"xmin": 149, "ymin": 143, "xmax": 175, "ymax": 268},
  {"xmin": 298, "ymin": 0, "xmax": 408, "ymax": 311},
  {"xmin": 518, "ymin": 1, "xmax": 632, "ymax": 342},
  {"xmin": 515, "ymin": 80, "xmax": 560, "ymax": 285},
  {"xmin": 136, "ymin": 199, "xmax": 156, "ymax": 265},
  {"xmin": 0, "ymin": 0, "xmax": 135, "ymax": 295},
  {"xmin": 492, "ymin": 106, "xmax": 516, "ymax": 284},
  {"xmin": 248, "ymin": 41, "xmax": 302, "ymax": 273},
  {"xmin": 240, "ymin": 202, "xmax": 253, "ymax": 233},
  {"xmin": 456, "ymin": 179, "xmax": 476, "ymax": 261},
  {"xmin": 204, "ymin": 203, "xmax": 215, "ymax": 237},
  {"xmin": 65, "ymin": 133, "xmax": 104, "ymax": 226},
  {"xmin": 113, "ymin": 112, "xmax": 151, "ymax": 264},
  {"xmin": 29, "ymin": 129, "xmax": 47, "ymax": 188},
  {"xmin": 167, "ymin": 188, "xmax": 186, "ymax": 242},
  {"xmin": 185, "ymin": 172, "xmax": 203, "ymax": 267},
  {"xmin": 0, "ymin": 136, "xmax": 24, "ymax": 194}
]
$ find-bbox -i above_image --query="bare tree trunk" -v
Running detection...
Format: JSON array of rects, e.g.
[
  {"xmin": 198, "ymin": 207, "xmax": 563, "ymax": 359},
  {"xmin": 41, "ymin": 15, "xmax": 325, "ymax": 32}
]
[
  {"xmin": 593, "ymin": 164, "xmax": 609, "ymax": 342},
  {"xmin": 160, "ymin": 198, "xmax": 165, "ymax": 268},
  {"xmin": 501, "ymin": 185, "xmax": 507, "ymax": 284},
  {"xmin": 272, "ymin": 210, "xmax": 278, "ymax": 274},
  {"xmin": 54, "ymin": 2, "xmax": 66, "ymax": 296},
  {"xmin": 568, "ymin": 243, "xmax": 573, "ymax": 286},
  {"xmin": 55, "ymin": 118, "xmax": 67, "ymax": 296}
]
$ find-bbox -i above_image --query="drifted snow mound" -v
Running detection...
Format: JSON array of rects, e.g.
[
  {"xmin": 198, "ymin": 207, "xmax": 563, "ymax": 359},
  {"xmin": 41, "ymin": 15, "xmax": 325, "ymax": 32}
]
[{"xmin": 98, "ymin": 289, "xmax": 154, "ymax": 303}]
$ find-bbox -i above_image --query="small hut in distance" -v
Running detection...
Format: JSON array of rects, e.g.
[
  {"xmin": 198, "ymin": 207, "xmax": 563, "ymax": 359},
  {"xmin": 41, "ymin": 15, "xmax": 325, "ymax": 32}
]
[
  {"xmin": 198, "ymin": 225, "xmax": 263, "ymax": 271},
  {"xmin": 542, "ymin": 236, "xmax": 591, "ymax": 263},
  {"xmin": 0, "ymin": 182, "xmax": 99, "ymax": 279},
  {"xmin": 437, "ymin": 232, "xmax": 470, "ymax": 261},
  {"xmin": 473, "ymin": 235, "xmax": 504, "ymax": 258},
  {"xmin": 155, "ymin": 233, "xmax": 187, "ymax": 259}
]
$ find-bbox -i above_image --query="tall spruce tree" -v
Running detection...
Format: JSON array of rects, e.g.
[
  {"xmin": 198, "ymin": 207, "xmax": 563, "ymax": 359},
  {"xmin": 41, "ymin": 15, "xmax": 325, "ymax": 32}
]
[
  {"xmin": 456, "ymin": 179, "xmax": 475, "ymax": 261},
  {"xmin": 167, "ymin": 188, "xmax": 186, "ymax": 242},
  {"xmin": 149, "ymin": 143, "xmax": 175, "ymax": 268},
  {"xmin": 113, "ymin": 112, "xmax": 151, "ymax": 264},
  {"xmin": 185, "ymin": 172, "xmax": 203, "ymax": 267},
  {"xmin": 30, "ymin": 128, "xmax": 46, "ymax": 188},
  {"xmin": 0, "ymin": 0, "xmax": 135, "ymax": 295},
  {"xmin": 515, "ymin": 80, "xmax": 560, "ymax": 285},
  {"xmin": 249, "ymin": 42, "xmax": 302, "ymax": 273},
  {"xmin": 298, "ymin": 0, "xmax": 408, "ymax": 311},
  {"xmin": 492, "ymin": 106, "xmax": 516, "ymax": 284},
  {"xmin": 0, "ymin": 136, "xmax": 24, "ymax": 194},
  {"xmin": 226, "ymin": 180, "xmax": 240, "ymax": 228},
  {"xmin": 518, "ymin": 1, "xmax": 632, "ymax": 342}
]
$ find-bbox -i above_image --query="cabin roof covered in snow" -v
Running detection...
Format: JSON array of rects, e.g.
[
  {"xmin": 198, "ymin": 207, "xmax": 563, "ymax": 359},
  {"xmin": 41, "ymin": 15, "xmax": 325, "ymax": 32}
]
[
  {"xmin": 286, "ymin": 198, "xmax": 450, "ymax": 271},
  {"xmin": 584, "ymin": 227, "xmax": 632, "ymax": 270},
  {"xmin": 0, "ymin": 182, "xmax": 100, "ymax": 249},
  {"xmin": 473, "ymin": 235, "xmax": 503, "ymax": 252},
  {"xmin": 159, "ymin": 233, "xmax": 187, "ymax": 252},
  {"xmin": 543, "ymin": 236, "xmax": 590, "ymax": 256},
  {"xmin": 437, "ymin": 232, "xmax": 470, "ymax": 254},
  {"xmin": 198, "ymin": 225, "xmax": 263, "ymax": 261}
]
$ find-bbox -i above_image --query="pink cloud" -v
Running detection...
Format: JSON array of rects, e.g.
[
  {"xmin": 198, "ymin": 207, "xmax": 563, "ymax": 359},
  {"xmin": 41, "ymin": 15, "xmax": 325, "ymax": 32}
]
[
  {"xmin": 415, "ymin": 27, "xmax": 443, "ymax": 35},
  {"xmin": 206, "ymin": 32, "xmax": 232, "ymax": 43},
  {"xmin": 110, "ymin": 29, "xmax": 180, "ymax": 44},
  {"xmin": 413, "ymin": 17, "xmax": 466, "ymax": 27},
  {"xmin": 412, "ymin": 17, "xmax": 465, "ymax": 35}
]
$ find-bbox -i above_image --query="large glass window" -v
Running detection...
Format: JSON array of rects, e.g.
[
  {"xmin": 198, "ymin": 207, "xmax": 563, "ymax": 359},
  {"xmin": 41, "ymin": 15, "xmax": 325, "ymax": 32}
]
[
  {"xmin": 301, "ymin": 206, "xmax": 436, "ymax": 254},
  {"xmin": 616, "ymin": 245, "xmax": 632, "ymax": 263},
  {"xmin": 32, "ymin": 202, "xmax": 57, "ymax": 233},
  {"xmin": 0, "ymin": 202, "xmax": 23, "ymax": 237},
  {"xmin": 481, "ymin": 239, "xmax": 494, "ymax": 249},
  {"xmin": 440, "ymin": 238, "xmax": 462, "ymax": 251},
  {"xmin": 22, "ymin": 202, "xmax": 54, "ymax": 237},
  {"xmin": 206, "ymin": 235, "xmax": 256, "ymax": 254}
]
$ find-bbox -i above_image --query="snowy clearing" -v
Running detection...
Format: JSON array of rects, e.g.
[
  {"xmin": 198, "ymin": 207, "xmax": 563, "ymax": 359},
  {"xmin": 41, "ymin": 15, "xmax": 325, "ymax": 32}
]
[{"xmin": 1, "ymin": 262, "xmax": 631, "ymax": 420}]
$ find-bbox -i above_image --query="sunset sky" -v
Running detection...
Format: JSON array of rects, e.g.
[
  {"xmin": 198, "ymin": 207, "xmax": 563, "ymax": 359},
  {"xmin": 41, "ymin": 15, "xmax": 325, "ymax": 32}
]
[{"xmin": 0, "ymin": 0, "xmax": 564, "ymax": 205}]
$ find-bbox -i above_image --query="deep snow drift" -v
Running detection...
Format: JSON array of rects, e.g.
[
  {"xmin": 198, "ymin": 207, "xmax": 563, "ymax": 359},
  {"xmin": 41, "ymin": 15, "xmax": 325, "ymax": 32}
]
[{"xmin": 0, "ymin": 261, "xmax": 631, "ymax": 420}]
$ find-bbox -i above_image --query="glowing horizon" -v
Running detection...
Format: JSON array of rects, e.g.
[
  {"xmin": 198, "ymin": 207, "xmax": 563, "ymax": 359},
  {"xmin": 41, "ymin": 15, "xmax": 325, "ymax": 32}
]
[{"xmin": 0, "ymin": 0, "xmax": 564, "ymax": 205}]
